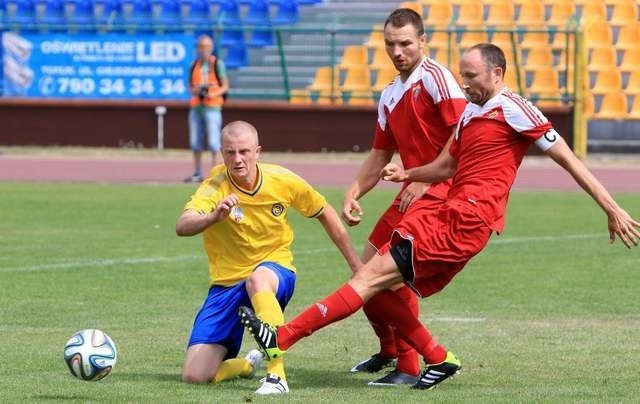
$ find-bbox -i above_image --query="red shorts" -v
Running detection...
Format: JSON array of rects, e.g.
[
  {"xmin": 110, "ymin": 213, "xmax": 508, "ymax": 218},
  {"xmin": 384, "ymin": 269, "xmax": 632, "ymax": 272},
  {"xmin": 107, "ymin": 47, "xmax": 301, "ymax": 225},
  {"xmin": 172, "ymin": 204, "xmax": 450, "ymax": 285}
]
[
  {"xmin": 368, "ymin": 195, "xmax": 446, "ymax": 251},
  {"xmin": 379, "ymin": 199, "xmax": 492, "ymax": 298}
]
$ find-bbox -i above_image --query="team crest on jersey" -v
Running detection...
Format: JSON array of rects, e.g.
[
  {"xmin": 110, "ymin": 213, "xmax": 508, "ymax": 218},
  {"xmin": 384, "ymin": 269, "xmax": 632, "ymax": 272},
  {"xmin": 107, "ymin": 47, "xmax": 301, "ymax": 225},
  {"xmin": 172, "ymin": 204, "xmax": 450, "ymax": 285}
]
[
  {"xmin": 230, "ymin": 205, "xmax": 244, "ymax": 223},
  {"xmin": 271, "ymin": 203, "xmax": 285, "ymax": 217},
  {"xmin": 485, "ymin": 108, "xmax": 500, "ymax": 119},
  {"xmin": 412, "ymin": 86, "xmax": 421, "ymax": 99}
]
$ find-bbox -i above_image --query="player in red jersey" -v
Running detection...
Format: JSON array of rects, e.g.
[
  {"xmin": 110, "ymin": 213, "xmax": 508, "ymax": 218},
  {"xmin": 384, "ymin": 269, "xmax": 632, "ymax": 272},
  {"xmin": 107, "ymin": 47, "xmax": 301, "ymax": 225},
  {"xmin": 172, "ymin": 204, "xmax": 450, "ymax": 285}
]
[
  {"xmin": 341, "ymin": 8, "xmax": 467, "ymax": 386},
  {"xmin": 239, "ymin": 43, "xmax": 639, "ymax": 391}
]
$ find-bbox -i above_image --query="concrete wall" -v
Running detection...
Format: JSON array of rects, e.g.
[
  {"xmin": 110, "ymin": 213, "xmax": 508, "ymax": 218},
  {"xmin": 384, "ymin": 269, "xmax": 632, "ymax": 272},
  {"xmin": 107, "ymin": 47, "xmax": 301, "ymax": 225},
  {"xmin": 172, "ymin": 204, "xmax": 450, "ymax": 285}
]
[{"xmin": 0, "ymin": 99, "xmax": 574, "ymax": 152}]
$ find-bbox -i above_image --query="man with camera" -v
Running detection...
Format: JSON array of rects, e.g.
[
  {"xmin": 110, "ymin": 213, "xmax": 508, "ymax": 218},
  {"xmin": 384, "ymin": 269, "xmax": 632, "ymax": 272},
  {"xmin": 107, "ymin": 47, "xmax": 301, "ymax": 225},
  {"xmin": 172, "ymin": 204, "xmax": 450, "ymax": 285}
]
[{"xmin": 185, "ymin": 34, "xmax": 229, "ymax": 183}]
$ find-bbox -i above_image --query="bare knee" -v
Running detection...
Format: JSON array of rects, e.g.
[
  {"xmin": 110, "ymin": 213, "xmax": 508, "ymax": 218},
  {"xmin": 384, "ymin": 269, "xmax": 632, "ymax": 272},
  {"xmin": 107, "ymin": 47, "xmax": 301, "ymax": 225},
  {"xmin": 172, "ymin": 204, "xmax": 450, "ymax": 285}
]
[
  {"xmin": 181, "ymin": 369, "xmax": 212, "ymax": 384},
  {"xmin": 246, "ymin": 267, "xmax": 278, "ymax": 295},
  {"xmin": 350, "ymin": 253, "xmax": 404, "ymax": 301}
]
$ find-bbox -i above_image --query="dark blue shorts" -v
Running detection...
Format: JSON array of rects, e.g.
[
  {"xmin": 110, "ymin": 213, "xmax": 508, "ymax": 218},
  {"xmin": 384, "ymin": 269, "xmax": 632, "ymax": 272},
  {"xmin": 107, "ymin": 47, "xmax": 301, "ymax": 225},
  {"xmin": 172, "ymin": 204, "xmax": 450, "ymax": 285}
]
[{"xmin": 187, "ymin": 262, "xmax": 296, "ymax": 360}]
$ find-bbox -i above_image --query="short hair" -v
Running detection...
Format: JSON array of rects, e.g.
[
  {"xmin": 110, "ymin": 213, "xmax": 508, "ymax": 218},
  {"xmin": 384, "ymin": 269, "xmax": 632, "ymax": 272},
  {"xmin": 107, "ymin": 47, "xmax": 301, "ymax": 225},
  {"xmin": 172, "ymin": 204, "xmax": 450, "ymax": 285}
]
[
  {"xmin": 221, "ymin": 121, "xmax": 260, "ymax": 146},
  {"xmin": 196, "ymin": 34, "xmax": 213, "ymax": 47},
  {"xmin": 384, "ymin": 8, "xmax": 425, "ymax": 36},
  {"xmin": 467, "ymin": 43, "xmax": 507, "ymax": 75}
]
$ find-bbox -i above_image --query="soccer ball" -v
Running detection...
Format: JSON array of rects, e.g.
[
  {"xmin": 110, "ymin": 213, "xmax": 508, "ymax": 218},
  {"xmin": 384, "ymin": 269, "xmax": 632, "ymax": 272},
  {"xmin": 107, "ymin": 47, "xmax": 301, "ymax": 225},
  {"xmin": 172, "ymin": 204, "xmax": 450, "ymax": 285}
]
[{"xmin": 63, "ymin": 329, "xmax": 117, "ymax": 381}]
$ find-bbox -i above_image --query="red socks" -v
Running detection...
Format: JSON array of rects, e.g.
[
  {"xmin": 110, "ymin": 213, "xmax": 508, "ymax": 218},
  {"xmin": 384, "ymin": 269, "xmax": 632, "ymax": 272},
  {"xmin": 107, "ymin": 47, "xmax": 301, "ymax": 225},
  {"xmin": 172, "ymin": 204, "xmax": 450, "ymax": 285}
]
[
  {"xmin": 363, "ymin": 286, "xmax": 421, "ymax": 375},
  {"xmin": 363, "ymin": 301, "xmax": 398, "ymax": 358},
  {"xmin": 276, "ymin": 283, "xmax": 446, "ymax": 366},
  {"xmin": 369, "ymin": 289, "xmax": 446, "ymax": 365},
  {"xmin": 278, "ymin": 283, "xmax": 363, "ymax": 351}
]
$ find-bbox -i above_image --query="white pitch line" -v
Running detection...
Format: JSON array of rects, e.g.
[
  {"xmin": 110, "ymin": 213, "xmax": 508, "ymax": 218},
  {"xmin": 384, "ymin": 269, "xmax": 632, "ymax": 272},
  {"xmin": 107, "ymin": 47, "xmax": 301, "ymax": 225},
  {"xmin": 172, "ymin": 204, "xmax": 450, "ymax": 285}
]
[
  {"xmin": 489, "ymin": 232, "xmax": 603, "ymax": 245},
  {"xmin": 1, "ymin": 233, "xmax": 605, "ymax": 273},
  {"xmin": 0, "ymin": 255, "xmax": 203, "ymax": 273},
  {"xmin": 431, "ymin": 316, "xmax": 486, "ymax": 323}
]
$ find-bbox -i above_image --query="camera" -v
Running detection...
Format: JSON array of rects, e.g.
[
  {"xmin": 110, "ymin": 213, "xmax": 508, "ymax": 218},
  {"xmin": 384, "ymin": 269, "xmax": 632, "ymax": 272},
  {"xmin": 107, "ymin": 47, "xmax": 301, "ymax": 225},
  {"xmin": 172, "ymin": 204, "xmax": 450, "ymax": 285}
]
[{"xmin": 198, "ymin": 86, "xmax": 209, "ymax": 101}]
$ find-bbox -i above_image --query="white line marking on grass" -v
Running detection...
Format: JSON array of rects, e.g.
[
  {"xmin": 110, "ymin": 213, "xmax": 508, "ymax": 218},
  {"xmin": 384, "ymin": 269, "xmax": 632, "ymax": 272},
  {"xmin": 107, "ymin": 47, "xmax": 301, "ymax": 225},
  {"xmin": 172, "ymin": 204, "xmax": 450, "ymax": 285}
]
[
  {"xmin": 2, "ymin": 233, "xmax": 605, "ymax": 273},
  {"xmin": 490, "ymin": 233, "xmax": 603, "ymax": 245},
  {"xmin": 0, "ymin": 255, "xmax": 203, "ymax": 273},
  {"xmin": 431, "ymin": 316, "xmax": 486, "ymax": 323}
]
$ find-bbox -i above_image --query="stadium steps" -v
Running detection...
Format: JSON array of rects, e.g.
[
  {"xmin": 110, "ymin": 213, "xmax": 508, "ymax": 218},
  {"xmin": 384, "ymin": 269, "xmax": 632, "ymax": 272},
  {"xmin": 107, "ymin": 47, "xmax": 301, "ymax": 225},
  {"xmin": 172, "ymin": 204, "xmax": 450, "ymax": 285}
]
[
  {"xmin": 587, "ymin": 120, "xmax": 640, "ymax": 153},
  {"xmin": 228, "ymin": 1, "xmax": 402, "ymax": 100}
]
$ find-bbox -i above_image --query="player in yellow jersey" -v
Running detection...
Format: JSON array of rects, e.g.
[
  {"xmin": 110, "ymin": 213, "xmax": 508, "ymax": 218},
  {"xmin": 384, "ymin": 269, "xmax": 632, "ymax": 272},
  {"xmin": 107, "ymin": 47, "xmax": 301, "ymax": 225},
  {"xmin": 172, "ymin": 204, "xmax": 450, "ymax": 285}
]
[{"xmin": 176, "ymin": 120, "xmax": 362, "ymax": 395}]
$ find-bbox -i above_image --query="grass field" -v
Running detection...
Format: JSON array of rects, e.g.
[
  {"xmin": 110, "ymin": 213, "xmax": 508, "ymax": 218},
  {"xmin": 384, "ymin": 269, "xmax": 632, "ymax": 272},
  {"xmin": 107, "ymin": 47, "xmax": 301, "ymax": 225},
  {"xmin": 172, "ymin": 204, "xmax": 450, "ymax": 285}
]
[{"xmin": 1, "ymin": 182, "xmax": 639, "ymax": 403}]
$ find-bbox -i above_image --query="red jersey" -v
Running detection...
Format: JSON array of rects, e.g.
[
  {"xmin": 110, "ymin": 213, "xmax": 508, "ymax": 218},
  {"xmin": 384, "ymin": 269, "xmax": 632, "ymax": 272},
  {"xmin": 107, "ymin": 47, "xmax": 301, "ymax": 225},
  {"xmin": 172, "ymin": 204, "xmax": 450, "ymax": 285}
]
[
  {"xmin": 373, "ymin": 57, "xmax": 467, "ymax": 200},
  {"xmin": 442, "ymin": 88, "xmax": 555, "ymax": 233}
]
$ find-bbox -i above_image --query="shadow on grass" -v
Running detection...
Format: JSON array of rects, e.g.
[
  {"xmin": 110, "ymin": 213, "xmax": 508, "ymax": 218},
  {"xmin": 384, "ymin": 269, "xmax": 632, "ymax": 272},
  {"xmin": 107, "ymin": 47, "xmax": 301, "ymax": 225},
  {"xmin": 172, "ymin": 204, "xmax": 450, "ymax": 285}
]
[
  {"xmin": 285, "ymin": 367, "xmax": 371, "ymax": 389},
  {"xmin": 114, "ymin": 372, "xmax": 181, "ymax": 383}
]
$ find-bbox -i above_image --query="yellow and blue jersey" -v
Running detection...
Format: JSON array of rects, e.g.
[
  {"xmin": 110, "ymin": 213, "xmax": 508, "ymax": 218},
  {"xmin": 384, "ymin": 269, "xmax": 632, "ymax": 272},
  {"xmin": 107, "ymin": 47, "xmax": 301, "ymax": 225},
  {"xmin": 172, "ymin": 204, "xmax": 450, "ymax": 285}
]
[{"xmin": 183, "ymin": 163, "xmax": 327, "ymax": 286}]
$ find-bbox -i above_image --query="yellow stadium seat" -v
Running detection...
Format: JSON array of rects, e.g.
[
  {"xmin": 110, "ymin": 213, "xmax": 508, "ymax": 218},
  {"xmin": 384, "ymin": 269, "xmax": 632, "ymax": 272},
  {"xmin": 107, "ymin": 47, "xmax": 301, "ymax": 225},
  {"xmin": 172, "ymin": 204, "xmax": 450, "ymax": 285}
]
[
  {"xmin": 628, "ymin": 94, "xmax": 640, "ymax": 118},
  {"xmin": 584, "ymin": 92, "xmax": 595, "ymax": 117},
  {"xmin": 400, "ymin": 1, "xmax": 424, "ymax": 16},
  {"xmin": 595, "ymin": 91, "xmax": 628, "ymax": 118},
  {"xmin": 619, "ymin": 46, "xmax": 640, "ymax": 72},
  {"xmin": 505, "ymin": 69, "xmax": 524, "ymax": 92},
  {"xmin": 426, "ymin": 30, "xmax": 455, "ymax": 49},
  {"xmin": 289, "ymin": 89, "xmax": 311, "ymax": 104},
  {"xmin": 369, "ymin": 46, "xmax": 391, "ymax": 70},
  {"xmin": 483, "ymin": 0, "xmax": 516, "ymax": 26},
  {"xmin": 458, "ymin": 29, "xmax": 489, "ymax": 47},
  {"xmin": 365, "ymin": 28, "xmax": 385, "ymax": 49},
  {"xmin": 340, "ymin": 45, "xmax": 369, "ymax": 67},
  {"xmin": 583, "ymin": 21, "xmax": 614, "ymax": 46},
  {"xmin": 491, "ymin": 31, "xmax": 517, "ymax": 48},
  {"xmin": 308, "ymin": 66, "xmax": 340, "ymax": 92},
  {"xmin": 527, "ymin": 68, "xmax": 560, "ymax": 94},
  {"xmin": 589, "ymin": 46, "xmax": 618, "ymax": 69},
  {"xmin": 524, "ymin": 47, "xmax": 554, "ymax": 67},
  {"xmin": 545, "ymin": 2, "xmax": 576, "ymax": 27},
  {"xmin": 624, "ymin": 69, "xmax": 640, "ymax": 94},
  {"xmin": 422, "ymin": 0, "xmax": 453, "ymax": 24},
  {"xmin": 615, "ymin": 24, "xmax": 640, "ymax": 49},
  {"xmin": 316, "ymin": 90, "xmax": 343, "ymax": 105},
  {"xmin": 452, "ymin": 0, "xmax": 484, "ymax": 25},
  {"xmin": 513, "ymin": 0, "xmax": 545, "ymax": 26},
  {"xmin": 532, "ymin": 92, "xmax": 565, "ymax": 108},
  {"xmin": 346, "ymin": 91, "xmax": 376, "ymax": 106},
  {"xmin": 340, "ymin": 65, "xmax": 372, "ymax": 92},
  {"xmin": 608, "ymin": 0, "xmax": 639, "ymax": 25},
  {"xmin": 431, "ymin": 47, "xmax": 460, "ymax": 70},
  {"xmin": 590, "ymin": 68, "xmax": 623, "ymax": 94},
  {"xmin": 372, "ymin": 66, "xmax": 398, "ymax": 92},
  {"xmin": 577, "ymin": 1, "xmax": 607, "ymax": 22},
  {"xmin": 518, "ymin": 30, "xmax": 549, "ymax": 48}
]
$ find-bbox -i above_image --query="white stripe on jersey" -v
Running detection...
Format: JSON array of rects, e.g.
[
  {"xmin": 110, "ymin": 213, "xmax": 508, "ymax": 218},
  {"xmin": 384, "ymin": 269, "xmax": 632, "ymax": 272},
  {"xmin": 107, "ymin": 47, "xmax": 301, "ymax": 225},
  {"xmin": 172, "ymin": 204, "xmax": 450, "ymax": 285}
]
[
  {"xmin": 377, "ymin": 57, "xmax": 464, "ymax": 131},
  {"xmin": 459, "ymin": 88, "xmax": 549, "ymax": 133}
]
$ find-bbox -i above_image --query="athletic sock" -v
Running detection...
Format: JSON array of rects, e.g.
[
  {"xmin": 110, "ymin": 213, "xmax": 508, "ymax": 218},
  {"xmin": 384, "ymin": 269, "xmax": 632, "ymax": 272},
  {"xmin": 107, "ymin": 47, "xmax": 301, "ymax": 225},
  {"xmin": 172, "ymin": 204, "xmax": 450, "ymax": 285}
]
[
  {"xmin": 277, "ymin": 283, "xmax": 363, "ymax": 351},
  {"xmin": 363, "ymin": 299, "xmax": 399, "ymax": 359},
  {"xmin": 368, "ymin": 290, "xmax": 446, "ymax": 365},
  {"xmin": 213, "ymin": 358, "xmax": 252, "ymax": 383},
  {"xmin": 251, "ymin": 291, "xmax": 286, "ymax": 380},
  {"xmin": 393, "ymin": 286, "xmax": 421, "ymax": 375}
]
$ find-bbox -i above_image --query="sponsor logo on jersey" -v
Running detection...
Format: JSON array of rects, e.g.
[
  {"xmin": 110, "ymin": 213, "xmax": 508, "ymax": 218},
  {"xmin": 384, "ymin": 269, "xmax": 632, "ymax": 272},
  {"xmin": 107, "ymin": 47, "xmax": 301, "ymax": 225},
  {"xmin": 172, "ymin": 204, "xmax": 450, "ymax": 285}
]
[{"xmin": 271, "ymin": 202, "xmax": 285, "ymax": 217}]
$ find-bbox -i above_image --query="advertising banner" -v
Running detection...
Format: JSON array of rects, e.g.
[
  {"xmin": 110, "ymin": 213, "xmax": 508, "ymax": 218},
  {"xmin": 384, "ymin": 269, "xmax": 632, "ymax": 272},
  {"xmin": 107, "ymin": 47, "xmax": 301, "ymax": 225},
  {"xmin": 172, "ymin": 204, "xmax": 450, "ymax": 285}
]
[{"xmin": 2, "ymin": 32, "xmax": 195, "ymax": 100}]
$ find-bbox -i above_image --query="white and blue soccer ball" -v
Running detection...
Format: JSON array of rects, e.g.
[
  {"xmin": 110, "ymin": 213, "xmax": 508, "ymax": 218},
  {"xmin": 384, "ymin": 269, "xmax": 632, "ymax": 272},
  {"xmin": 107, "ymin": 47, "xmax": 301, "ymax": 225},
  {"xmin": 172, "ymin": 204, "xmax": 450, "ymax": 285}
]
[{"xmin": 63, "ymin": 329, "xmax": 117, "ymax": 381}]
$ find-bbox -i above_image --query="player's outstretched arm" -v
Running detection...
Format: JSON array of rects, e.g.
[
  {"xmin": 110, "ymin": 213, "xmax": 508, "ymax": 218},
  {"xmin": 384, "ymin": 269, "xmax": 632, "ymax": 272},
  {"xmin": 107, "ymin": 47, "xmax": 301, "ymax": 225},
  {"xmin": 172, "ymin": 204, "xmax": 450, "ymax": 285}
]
[
  {"xmin": 545, "ymin": 137, "xmax": 640, "ymax": 248},
  {"xmin": 381, "ymin": 136, "xmax": 457, "ymax": 184},
  {"xmin": 317, "ymin": 204, "xmax": 363, "ymax": 272},
  {"xmin": 342, "ymin": 148, "xmax": 395, "ymax": 226},
  {"xmin": 176, "ymin": 194, "xmax": 239, "ymax": 236}
]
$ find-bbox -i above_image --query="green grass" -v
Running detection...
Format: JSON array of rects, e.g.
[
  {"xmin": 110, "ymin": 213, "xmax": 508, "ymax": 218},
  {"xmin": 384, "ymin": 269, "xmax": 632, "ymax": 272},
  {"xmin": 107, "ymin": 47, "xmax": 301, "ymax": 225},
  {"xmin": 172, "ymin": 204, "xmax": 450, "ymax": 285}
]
[{"xmin": 1, "ymin": 182, "xmax": 639, "ymax": 403}]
